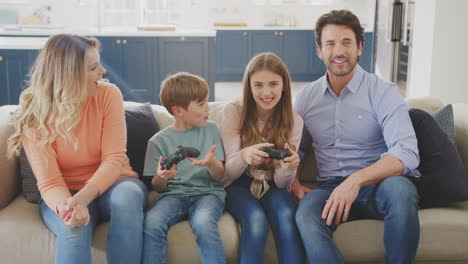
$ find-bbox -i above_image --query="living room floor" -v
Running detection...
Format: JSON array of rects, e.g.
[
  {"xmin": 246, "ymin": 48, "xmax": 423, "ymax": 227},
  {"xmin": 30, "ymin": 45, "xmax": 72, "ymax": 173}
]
[{"xmin": 214, "ymin": 82, "xmax": 309, "ymax": 102}]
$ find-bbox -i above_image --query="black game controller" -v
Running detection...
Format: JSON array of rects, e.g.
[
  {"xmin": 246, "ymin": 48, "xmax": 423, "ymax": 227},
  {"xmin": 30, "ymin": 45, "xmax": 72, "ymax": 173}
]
[
  {"xmin": 161, "ymin": 146, "xmax": 200, "ymax": 170},
  {"xmin": 259, "ymin": 147, "xmax": 292, "ymax": 160}
]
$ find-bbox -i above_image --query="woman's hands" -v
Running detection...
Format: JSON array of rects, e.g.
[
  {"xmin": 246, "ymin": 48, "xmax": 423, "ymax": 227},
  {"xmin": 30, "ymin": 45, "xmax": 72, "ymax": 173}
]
[
  {"xmin": 280, "ymin": 143, "xmax": 300, "ymax": 170},
  {"xmin": 56, "ymin": 182, "xmax": 100, "ymax": 227},
  {"xmin": 240, "ymin": 143, "xmax": 274, "ymax": 165},
  {"xmin": 57, "ymin": 197, "xmax": 90, "ymax": 227},
  {"xmin": 241, "ymin": 142, "xmax": 300, "ymax": 170}
]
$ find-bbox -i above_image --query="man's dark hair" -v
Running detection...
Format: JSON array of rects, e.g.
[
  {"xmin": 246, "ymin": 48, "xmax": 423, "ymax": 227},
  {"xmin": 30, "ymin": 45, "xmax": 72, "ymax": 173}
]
[{"xmin": 315, "ymin": 10, "xmax": 364, "ymax": 48}]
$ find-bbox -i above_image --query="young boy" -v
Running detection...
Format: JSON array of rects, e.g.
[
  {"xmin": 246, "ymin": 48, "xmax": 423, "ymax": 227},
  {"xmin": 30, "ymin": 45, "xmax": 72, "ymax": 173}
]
[{"xmin": 142, "ymin": 72, "xmax": 226, "ymax": 264}]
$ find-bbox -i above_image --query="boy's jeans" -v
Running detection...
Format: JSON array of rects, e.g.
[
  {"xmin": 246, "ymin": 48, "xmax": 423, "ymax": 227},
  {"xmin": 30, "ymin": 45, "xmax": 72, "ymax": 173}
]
[
  {"xmin": 143, "ymin": 194, "xmax": 226, "ymax": 264},
  {"xmin": 39, "ymin": 177, "xmax": 148, "ymax": 264},
  {"xmin": 296, "ymin": 176, "xmax": 420, "ymax": 264}
]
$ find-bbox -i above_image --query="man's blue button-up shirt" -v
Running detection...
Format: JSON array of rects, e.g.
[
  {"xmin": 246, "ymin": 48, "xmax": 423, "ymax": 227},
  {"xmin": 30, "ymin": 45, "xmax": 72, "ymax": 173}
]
[{"xmin": 294, "ymin": 65, "xmax": 420, "ymax": 181}]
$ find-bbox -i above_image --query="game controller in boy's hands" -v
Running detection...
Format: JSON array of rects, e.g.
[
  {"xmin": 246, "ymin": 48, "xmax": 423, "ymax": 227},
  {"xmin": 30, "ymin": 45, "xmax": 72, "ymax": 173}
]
[
  {"xmin": 259, "ymin": 147, "xmax": 292, "ymax": 160},
  {"xmin": 161, "ymin": 146, "xmax": 200, "ymax": 170}
]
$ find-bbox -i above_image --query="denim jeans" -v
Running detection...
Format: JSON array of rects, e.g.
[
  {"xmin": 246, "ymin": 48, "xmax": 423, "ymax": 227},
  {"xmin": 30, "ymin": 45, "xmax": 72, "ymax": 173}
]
[
  {"xmin": 296, "ymin": 176, "xmax": 420, "ymax": 264},
  {"xmin": 143, "ymin": 194, "xmax": 226, "ymax": 264},
  {"xmin": 225, "ymin": 174, "xmax": 306, "ymax": 264},
  {"xmin": 39, "ymin": 177, "xmax": 148, "ymax": 264}
]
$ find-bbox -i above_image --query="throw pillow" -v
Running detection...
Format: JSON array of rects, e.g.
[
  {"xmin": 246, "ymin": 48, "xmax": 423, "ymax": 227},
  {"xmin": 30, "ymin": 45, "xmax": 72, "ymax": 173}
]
[
  {"xmin": 409, "ymin": 108, "xmax": 468, "ymax": 208},
  {"xmin": 125, "ymin": 103, "xmax": 159, "ymax": 187},
  {"xmin": 432, "ymin": 104, "xmax": 456, "ymax": 142},
  {"xmin": 19, "ymin": 148, "xmax": 41, "ymax": 204}
]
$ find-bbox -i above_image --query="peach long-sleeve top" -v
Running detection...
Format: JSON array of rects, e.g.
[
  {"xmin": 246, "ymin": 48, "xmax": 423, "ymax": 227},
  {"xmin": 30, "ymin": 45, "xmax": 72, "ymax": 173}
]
[
  {"xmin": 220, "ymin": 101, "xmax": 304, "ymax": 188},
  {"xmin": 22, "ymin": 83, "xmax": 137, "ymax": 211}
]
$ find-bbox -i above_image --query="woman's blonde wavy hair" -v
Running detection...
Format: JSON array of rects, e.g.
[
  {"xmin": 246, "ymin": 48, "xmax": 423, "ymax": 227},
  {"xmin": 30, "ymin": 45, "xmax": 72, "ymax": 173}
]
[
  {"xmin": 239, "ymin": 52, "xmax": 295, "ymax": 169},
  {"xmin": 7, "ymin": 34, "xmax": 101, "ymax": 158}
]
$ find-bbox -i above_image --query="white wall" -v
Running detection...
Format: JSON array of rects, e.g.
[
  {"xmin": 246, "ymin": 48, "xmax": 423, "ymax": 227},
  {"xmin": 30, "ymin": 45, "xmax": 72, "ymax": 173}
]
[
  {"xmin": 430, "ymin": 0, "xmax": 468, "ymax": 103},
  {"xmin": 407, "ymin": 0, "xmax": 468, "ymax": 103},
  {"xmin": 1, "ymin": 0, "xmax": 375, "ymax": 30},
  {"xmin": 0, "ymin": 0, "xmax": 98, "ymax": 28}
]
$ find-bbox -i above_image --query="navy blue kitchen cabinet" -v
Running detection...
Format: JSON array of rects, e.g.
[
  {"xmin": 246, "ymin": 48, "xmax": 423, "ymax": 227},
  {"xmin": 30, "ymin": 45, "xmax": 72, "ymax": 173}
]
[
  {"xmin": 249, "ymin": 30, "xmax": 283, "ymax": 58},
  {"xmin": 0, "ymin": 49, "xmax": 37, "ymax": 105},
  {"xmin": 98, "ymin": 37, "xmax": 155, "ymax": 103},
  {"xmin": 216, "ymin": 30, "xmax": 374, "ymax": 82},
  {"xmin": 215, "ymin": 30, "xmax": 249, "ymax": 82},
  {"xmin": 360, "ymin": 32, "xmax": 374, "ymax": 73},
  {"xmin": 159, "ymin": 37, "xmax": 215, "ymax": 102},
  {"xmin": 283, "ymin": 30, "xmax": 317, "ymax": 81},
  {"xmin": 217, "ymin": 30, "xmax": 317, "ymax": 82},
  {"xmin": 308, "ymin": 33, "xmax": 327, "ymax": 76}
]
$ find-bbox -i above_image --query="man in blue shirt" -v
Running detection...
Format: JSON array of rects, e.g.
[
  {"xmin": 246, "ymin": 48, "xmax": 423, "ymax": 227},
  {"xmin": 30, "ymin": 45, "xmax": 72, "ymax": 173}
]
[{"xmin": 294, "ymin": 10, "xmax": 420, "ymax": 264}]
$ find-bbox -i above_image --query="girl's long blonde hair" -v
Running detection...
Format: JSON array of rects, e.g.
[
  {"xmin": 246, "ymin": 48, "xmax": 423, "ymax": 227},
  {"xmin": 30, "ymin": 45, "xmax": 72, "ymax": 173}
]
[
  {"xmin": 7, "ymin": 34, "xmax": 101, "ymax": 158},
  {"xmin": 239, "ymin": 52, "xmax": 295, "ymax": 169}
]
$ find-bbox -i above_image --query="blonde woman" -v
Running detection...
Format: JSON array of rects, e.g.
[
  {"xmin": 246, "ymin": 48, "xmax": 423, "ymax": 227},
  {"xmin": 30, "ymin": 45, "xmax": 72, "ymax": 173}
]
[
  {"xmin": 7, "ymin": 34, "xmax": 147, "ymax": 264},
  {"xmin": 221, "ymin": 53, "xmax": 306, "ymax": 263}
]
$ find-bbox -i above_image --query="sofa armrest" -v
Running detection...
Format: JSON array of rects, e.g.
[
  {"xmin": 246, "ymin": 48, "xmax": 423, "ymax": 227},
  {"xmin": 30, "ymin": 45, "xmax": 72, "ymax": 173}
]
[{"xmin": 0, "ymin": 107, "xmax": 20, "ymax": 210}]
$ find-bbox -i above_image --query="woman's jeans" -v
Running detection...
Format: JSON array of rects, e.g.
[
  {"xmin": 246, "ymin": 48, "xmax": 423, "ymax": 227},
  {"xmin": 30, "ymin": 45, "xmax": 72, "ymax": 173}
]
[
  {"xmin": 295, "ymin": 176, "xmax": 420, "ymax": 264},
  {"xmin": 143, "ymin": 194, "xmax": 226, "ymax": 264},
  {"xmin": 39, "ymin": 177, "xmax": 148, "ymax": 264},
  {"xmin": 225, "ymin": 174, "xmax": 306, "ymax": 264}
]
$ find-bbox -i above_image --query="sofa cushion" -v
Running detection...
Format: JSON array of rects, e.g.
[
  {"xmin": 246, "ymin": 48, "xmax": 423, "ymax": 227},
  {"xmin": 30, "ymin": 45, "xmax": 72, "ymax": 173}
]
[
  {"xmin": 333, "ymin": 201, "xmax": 468, "ymax": 263},
  {"xmin": 0, "ymin": 195, "xmax": 241, "ymax": 264},
  {"xmin": 125, "ymin": 103, "xmax": 160, "ymax": 185},
  {"xmin": 409, "ymin": 108, "xmax": 468, "ymax": 208},
  {"xmin": 19, "ymin": 148, "xmax": 41, "ymax": 203}
]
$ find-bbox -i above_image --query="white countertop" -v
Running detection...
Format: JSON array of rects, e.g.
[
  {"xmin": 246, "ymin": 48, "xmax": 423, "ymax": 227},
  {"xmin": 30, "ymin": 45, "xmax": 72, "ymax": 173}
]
[
  {"xmin": 0, "ymin": 27, "xmax": 217, "ymax": 37},
  {"xmin": 0, "ymin": 25, "xmax": 373, "ymax": 38},
  {"xmin": 0, "ymin": 37, "xmax": 48, "ymax": 50},
  {"xmin": 0, "ymin": 26, "xmax": 373, "ymax": 49}
]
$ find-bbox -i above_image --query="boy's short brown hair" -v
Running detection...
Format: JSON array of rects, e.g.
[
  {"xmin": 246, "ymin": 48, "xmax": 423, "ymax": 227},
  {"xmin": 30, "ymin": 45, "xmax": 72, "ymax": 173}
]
[{"xmin": 160, "ymin": 72, "xmax": 209, "ymax": 115}]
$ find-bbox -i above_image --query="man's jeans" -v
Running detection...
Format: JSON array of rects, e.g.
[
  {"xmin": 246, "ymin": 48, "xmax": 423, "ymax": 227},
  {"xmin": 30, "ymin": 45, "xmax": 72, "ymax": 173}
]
[
  {"xmin": 296, "ymin": 176, "xmax": 420, "ymax": 264},
  {"xmin": 143, "ymin": 194, "xmax": 226, "ymax": 264},
  {"xmin": 225, "ymin": 174, "xmax": 306, "ymax": 264},
  {"xmin": 39, "ymin": 177, "xmax": 148, "ymax": 264}
]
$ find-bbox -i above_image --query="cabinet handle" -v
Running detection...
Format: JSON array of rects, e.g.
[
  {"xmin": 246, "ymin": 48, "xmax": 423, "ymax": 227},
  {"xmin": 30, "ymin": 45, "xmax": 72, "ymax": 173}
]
[
  {"xmin": 243, "ymin": 32, "xmax": 247, "ymax": 36},
  {"xmin": 181, "ymin": 37, "xmax": 186, "ymax": 41},
  {"xmin": 116, "ymin": 40, "xmax": 121, "ymax": 44},
  {"xmin": 279, "ymin": 32, "xmax": 283, "ymax": 36},
  {"xmin": 274, "ymin": 32, "xmax": 278, "ymax": 36},
  {"xmin": 0, "ymin": 56, "xmax": 3, "ymax": 62},
  {"xmin": 123, "ymin": 40, "xmax": 127, "ymax": 44}
]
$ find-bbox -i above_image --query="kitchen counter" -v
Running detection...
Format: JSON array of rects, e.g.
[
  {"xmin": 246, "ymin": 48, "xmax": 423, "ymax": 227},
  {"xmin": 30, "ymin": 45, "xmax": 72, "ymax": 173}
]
[
  {"xmin": 0, "ymin": 37, "xmax": 48, "ymax": 49},
  {"xmin": 0, "ymin": 26, "xmax": 373, "ymax": 38},
  {"xmin": 0, "ymin": 27, "xmax": 217, "ymax": 37}
]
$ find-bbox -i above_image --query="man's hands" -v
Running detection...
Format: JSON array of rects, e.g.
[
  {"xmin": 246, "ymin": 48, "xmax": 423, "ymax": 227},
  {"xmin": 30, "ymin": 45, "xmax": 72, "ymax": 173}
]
[
  {"xmin": 280, "ymin": 143, "xmax": 300, "ymax": 170},
  {"xmin": 322, "ymin": 177, "xmax": 360, "ymax": 226},
  {"xmin": 290, "ymin": 176, "xmax": 312, "ymax": 203}
]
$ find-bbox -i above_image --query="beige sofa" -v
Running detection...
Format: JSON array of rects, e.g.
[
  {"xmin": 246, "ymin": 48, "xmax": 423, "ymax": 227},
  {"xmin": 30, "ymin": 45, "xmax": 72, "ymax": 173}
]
[{"xmin": 0, "ymin": 97, "xmax": 467, "ymax": 264}]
